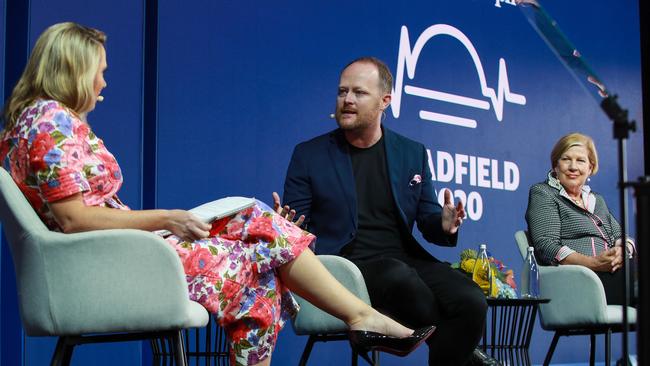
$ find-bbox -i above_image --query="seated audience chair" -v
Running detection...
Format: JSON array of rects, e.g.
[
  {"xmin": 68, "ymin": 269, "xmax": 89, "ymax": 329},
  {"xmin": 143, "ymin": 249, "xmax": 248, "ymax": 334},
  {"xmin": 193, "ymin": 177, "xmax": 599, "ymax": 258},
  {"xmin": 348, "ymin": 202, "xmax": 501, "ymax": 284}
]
[
  {"xmin": 514, "ymin": 230, "xmax": 636, "ymax": 366},
  {"xmin": 0, "ymin": 167, "xmax": 209, "ymax": 365},
  {"xmin": 292, "ymin": 255, "xmax": 379, "ymax": 366}
]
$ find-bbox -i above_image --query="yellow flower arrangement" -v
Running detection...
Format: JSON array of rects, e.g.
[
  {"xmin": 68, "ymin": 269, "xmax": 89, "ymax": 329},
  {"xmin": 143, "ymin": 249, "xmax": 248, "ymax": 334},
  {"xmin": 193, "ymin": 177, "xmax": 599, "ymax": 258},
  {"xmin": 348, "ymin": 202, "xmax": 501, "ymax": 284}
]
[{"xmin": 452, "ymin": 248, "xmax": 517, "ymax": 298}]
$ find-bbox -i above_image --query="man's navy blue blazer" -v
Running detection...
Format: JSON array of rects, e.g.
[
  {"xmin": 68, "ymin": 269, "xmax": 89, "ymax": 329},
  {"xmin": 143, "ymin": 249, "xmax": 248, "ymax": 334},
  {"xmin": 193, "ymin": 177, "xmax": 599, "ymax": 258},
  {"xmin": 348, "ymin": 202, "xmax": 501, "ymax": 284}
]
[{"xmin": 283, "ymin": 127, "xmax": 457, "ymax": 257}]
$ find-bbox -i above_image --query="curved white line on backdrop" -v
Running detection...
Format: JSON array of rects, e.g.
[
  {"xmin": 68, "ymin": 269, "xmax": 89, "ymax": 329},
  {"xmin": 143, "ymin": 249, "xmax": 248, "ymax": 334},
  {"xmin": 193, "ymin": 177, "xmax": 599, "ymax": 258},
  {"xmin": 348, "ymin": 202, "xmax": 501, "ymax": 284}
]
[{"xmin": 391, "ymin": 24, "xmax": 526, "ymax": 122}]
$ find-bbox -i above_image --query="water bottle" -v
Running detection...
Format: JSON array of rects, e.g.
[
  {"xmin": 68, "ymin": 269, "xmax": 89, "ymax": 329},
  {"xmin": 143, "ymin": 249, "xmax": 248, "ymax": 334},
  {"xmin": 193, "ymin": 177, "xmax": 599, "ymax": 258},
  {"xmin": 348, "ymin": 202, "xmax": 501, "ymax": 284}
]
[
  {"xmin": 521, "ymin": 247, "xmax": 540, "ymax": 298},
  {"xmin": 472, "ymin": 244, "xmax": 494, "ymax": 297}
]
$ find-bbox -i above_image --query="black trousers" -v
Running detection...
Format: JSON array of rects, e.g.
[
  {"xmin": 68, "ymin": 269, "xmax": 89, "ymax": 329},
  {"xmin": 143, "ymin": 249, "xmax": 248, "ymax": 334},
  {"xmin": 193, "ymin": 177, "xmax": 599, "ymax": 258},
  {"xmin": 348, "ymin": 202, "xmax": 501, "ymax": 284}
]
[
  {"xmin": 596, "ymin": 260, "xmax": 638, "ymax": 306},
  {"xmin": 351, "ymin": 252, "xmax": 487, "ymax": 366}
]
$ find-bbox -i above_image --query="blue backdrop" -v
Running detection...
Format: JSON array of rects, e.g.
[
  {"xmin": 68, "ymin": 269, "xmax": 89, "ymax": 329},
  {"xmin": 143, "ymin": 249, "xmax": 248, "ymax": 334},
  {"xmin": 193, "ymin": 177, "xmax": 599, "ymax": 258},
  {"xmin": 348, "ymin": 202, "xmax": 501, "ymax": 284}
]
[{"xmin": 1, "ymin": 0, "xmax": 643, "ymax": 365}]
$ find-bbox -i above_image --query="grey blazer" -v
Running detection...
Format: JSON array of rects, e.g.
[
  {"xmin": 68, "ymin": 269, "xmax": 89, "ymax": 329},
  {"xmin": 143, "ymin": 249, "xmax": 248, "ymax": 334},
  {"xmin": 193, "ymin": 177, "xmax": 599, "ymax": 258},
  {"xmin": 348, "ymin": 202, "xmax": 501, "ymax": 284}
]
[{"xmin": 525, "ymin": 181, "xmax": 622, "ymax": 265}]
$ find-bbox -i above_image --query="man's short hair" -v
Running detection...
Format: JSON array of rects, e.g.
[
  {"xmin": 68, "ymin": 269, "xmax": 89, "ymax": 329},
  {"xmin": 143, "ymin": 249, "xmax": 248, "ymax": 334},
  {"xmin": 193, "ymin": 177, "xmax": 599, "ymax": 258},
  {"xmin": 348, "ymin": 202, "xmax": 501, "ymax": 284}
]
[{"xmin": 342, "ymin": 57, "xmax": 393, "ymax": 95}]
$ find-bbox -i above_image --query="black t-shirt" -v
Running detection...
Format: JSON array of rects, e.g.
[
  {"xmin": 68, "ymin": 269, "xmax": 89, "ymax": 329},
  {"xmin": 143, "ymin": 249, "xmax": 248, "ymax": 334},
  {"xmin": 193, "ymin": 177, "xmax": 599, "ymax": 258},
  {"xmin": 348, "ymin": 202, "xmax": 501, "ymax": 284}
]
[{"xmin": 341, "ymin": 135, "xmax": 408, "ymax": 261}]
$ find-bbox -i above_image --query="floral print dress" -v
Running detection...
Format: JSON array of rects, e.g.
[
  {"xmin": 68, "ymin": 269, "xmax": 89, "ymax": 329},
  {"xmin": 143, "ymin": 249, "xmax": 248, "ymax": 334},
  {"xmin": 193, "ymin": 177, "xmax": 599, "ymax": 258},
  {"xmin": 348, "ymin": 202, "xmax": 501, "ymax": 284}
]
[{"xmin": 0, "ymin": 100, "xmax": 315, "ymax": 366}]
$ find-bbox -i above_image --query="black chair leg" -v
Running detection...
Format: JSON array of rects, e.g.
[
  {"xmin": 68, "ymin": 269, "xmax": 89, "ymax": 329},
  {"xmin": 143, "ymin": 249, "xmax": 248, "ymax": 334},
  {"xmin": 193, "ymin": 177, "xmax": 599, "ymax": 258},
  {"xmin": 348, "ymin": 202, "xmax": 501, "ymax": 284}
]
[
  {"xmin": 353, "ymin": 349, "xmax": 376, "ymax": 366},
  {"xmin": 543, "ymin": 332, "xmax": 561, "ymax": 366},
  {"xmin": 590, "ymin": 334, "xmax": 596, "ymax": 366},
  {"xmin": 605, "ymin": 329, "xmax": 612, "ymax": 366},
  {"xmin": 62, "ymin": 346, "xmax": 74, "ymax": 366},
  {"xmin": 50, "ymin": 337, "xmax": 74, "ymax": 366},
  {"xmin": 299, "ymin": 336, "xmax": 317, "ymax": 366},
  {"xmin": 150, "ymin": 339, "xmax": 160, "ymax": 365},
  {"xmin": 171, "ymin": 331, "xmax": 187, "ymax": 366},
  {"xmin": 50, "ymin": 337, "xmax": 65, "ymax": 366}
]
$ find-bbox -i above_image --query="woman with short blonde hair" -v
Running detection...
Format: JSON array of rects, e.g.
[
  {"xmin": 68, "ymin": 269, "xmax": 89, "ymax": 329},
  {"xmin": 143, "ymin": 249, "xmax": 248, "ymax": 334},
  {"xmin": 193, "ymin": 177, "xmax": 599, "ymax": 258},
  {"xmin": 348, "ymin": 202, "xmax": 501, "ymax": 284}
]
[
  {"xmin": 2, "ymin": 22, "xmax": 105, "ymax": 134},
  {"xmin": 549, "ymin": 132, "xmax": 599, "ymax": 176}
]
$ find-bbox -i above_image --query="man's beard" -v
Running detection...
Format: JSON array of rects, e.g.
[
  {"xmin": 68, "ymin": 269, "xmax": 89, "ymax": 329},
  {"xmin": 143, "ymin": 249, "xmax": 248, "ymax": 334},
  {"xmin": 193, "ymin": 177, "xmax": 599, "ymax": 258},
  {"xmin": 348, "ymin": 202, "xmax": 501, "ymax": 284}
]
[{"xmin": 335, "ymin": 110, "xmax": 381, "ymax": 131}]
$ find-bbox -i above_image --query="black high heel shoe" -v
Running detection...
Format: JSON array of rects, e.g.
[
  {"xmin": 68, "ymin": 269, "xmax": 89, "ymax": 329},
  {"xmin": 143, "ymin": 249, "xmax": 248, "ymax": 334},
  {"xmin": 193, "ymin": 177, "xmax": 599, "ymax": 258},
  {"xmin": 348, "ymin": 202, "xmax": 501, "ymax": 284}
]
[{"xmin": 348, "ymin": 325, "xmax": 436, "ymax": 364}]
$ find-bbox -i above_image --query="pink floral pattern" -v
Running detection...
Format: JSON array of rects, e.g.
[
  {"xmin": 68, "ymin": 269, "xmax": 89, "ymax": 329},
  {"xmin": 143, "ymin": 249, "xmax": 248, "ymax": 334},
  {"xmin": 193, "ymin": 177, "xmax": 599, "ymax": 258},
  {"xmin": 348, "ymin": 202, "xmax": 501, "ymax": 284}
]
[
  {"xmin": 166, "ymin": 202, "xmax": 314, "ymax": 365},
  {"xmin": 1, "ymin": 99, "xmax": 128, "ymax": 228},
  {"xmin": 1, "ymin": 100, "xmax": 316, "ymax": 366}
]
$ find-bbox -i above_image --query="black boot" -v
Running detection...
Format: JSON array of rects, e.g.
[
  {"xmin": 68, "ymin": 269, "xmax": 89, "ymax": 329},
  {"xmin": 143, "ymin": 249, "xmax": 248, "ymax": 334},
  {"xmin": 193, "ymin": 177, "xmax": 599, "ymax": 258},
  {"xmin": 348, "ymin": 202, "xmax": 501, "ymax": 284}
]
[{"xmin": 467, "ymin": 348, "xmax": 502, "ymax": 366}]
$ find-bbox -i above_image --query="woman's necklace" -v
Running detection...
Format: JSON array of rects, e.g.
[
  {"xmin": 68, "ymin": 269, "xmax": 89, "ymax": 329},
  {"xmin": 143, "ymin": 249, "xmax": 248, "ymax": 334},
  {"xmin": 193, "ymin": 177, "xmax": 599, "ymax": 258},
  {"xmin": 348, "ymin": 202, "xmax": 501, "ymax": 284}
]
[{"xmin": 572, "ymin": 196, "xmax": 584, "ymax": 208}]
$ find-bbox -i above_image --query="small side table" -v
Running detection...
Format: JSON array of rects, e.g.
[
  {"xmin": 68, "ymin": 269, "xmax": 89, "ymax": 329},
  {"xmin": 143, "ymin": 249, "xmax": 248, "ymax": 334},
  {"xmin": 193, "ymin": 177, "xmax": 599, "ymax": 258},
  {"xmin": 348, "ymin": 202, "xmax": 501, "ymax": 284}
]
[{"xmin": 481, "ymin": 298, "xmax": 550, "ymax": 366}]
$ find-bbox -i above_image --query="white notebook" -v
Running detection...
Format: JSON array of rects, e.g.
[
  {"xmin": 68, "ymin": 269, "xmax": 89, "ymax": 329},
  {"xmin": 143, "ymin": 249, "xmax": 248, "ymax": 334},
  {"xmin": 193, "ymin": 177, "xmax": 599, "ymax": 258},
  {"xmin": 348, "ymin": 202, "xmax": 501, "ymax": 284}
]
[
  {"xmin": 189, "ymin": 196, "xmax": 256, "ymax": 222},
  {"xmin": 155, "ymin": 196, "xmax": 256, "ymax": 237}
]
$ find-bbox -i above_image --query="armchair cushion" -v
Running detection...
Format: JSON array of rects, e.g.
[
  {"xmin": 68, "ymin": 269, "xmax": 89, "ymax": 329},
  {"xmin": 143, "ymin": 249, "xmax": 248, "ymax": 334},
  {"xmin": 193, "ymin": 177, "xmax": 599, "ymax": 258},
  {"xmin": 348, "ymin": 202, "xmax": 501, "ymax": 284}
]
[
  {"xmin": 538, "ymin": 264, "xmax": 609, "ymax": 329},
  {"xmin": 605, "ymin": 305, "xmax": 637, "ymax": 325},
  {"xmin": 33, "ymin": 229, "xmax": 208, "ymax": 335},
  {"xmin": 514, "ymin": 230, "xmax": 635, "ymax": 331}
]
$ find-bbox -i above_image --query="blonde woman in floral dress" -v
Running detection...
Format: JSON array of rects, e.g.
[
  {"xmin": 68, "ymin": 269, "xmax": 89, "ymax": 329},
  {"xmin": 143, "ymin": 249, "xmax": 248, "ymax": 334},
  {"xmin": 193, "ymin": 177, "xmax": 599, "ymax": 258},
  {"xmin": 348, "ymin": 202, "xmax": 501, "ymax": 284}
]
[{"xmin": 0, "ymin": 22, "xmax": 434, "ymax": 366}]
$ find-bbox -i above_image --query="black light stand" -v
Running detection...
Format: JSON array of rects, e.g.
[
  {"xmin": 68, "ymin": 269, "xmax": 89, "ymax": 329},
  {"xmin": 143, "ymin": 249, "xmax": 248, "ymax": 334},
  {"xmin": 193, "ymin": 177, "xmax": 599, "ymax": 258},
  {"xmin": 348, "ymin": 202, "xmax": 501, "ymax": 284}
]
[
  {"xmin": 630, "ymin": 178, "xmax": 649, "ymax": 366},
  {"xmin": 601, "ymin": 96, "xmax": 636, "ymax": 366},
  {"xmin": 635, "ymin": 0, "xmax": 650, "ymax": 362}
]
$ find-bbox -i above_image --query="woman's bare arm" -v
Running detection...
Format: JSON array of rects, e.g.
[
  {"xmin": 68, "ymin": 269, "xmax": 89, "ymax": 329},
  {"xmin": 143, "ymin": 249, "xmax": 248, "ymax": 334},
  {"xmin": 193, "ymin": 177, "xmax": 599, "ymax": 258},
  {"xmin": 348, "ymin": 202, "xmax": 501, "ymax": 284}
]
[{"xmin": 49, "ymin": 193, "xmax": 211, "ymax": 241}]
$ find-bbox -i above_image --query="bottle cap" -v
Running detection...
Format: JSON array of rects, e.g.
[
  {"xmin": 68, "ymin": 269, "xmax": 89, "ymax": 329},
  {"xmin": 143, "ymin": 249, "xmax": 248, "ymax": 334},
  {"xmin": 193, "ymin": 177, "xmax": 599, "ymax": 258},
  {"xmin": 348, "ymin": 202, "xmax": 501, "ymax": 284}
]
[
  {"xmin": 479, "ymin": 244, "xmax": 486, "ymax": 250},
  {"xmin": 528, "ymin": 246, "xmax": 534, "ymax": 252}
]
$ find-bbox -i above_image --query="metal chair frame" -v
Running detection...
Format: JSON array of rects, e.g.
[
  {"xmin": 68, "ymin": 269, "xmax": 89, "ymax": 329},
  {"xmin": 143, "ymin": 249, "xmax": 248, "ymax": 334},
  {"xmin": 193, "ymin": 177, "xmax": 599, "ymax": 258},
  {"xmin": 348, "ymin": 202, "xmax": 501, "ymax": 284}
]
[
  {"xmin": 543, "ymin": 324, "xmax": 635, "ymax": 366},
  {"xmin": 52, "ymin": 331, "xmax": 186, "ymax": 366},
  {"xmin": 298, "ymin": 333, "xmax": 380, "ymax": 366},
  {"xmin": 151, "ymin": 315, "xmax": 230, "ymax": 366}
]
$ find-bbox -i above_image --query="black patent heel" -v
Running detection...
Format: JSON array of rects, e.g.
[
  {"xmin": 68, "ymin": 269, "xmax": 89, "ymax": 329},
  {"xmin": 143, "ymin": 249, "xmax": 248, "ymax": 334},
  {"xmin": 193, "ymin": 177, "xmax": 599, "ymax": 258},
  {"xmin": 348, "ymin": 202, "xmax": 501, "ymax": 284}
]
[{"xmin": 348, "ymin": 325, "xmax": 435, "ymax": 362}]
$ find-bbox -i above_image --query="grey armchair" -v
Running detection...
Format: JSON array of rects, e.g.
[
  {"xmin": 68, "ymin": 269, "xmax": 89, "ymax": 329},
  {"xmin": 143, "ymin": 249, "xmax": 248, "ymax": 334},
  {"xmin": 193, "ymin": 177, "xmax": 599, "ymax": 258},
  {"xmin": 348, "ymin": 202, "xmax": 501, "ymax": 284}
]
[
  {"xmin": 514, "ymin": 230, "xmax": 636, "ymax": 366},
  {"xmin": 292, "ymin": 255, "xmax": 379, "ymax": 366},
  {"xmin": 0, "ymin": 167, "xmax": 209, "ymax": 365}
]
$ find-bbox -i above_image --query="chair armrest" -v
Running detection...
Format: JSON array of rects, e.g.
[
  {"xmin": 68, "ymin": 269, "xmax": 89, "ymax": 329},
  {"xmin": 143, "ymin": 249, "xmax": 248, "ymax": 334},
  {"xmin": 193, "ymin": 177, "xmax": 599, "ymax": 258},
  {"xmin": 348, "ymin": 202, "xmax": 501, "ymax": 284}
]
[
  {"xmin": 33, "ymin": 229, "xmax": 207, "ymax": 335},
  {"xmin": 538, "ymin": 264, "xmax": 608, "ymax": 329}
]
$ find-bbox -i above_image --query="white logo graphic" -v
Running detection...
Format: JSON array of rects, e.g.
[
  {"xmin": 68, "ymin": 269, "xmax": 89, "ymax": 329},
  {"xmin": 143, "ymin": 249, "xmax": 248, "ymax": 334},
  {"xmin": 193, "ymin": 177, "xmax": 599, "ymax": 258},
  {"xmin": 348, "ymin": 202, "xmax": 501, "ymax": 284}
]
[
  {"xmin": 391, "ymin": 24, "xmax": 526, "ymax": 128},
  {"xmin": 494, "ymin": 0, "xmax": 516, "ymax": 8}
]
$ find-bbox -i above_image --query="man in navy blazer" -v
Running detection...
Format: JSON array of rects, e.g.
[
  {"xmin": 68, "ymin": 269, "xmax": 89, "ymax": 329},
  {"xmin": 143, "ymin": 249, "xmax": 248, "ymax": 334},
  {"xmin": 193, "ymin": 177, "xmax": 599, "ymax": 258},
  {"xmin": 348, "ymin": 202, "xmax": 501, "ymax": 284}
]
[{"xmin": 281, "ymin": 57, "xmax": 495, "ymax": 365}]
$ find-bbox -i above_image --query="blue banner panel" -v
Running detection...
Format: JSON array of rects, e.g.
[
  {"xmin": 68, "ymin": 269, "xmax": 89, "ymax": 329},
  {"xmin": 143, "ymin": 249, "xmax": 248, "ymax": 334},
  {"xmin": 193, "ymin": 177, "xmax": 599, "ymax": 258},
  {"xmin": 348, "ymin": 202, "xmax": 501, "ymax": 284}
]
[
  {"xmin": 2, "ymin": 0, "xmax": 27, "ymax": 364},
  {"xmin": 0, "ymin": 0, "xmax": 6, "ymax": 361},
  {"xmin": 153, "ymin": 1, "xmax": 642, "ymax": 365},
  {"xmin": 0, "ymin": 0, "xmax": 6, "ymax": 352},
  {"xmin": 0, "ymin": 0, "xmax": 4, "ymax": 104},
  {"xmin": 28, "ymin": 0, "xmax": 145, "ymax": 210}
]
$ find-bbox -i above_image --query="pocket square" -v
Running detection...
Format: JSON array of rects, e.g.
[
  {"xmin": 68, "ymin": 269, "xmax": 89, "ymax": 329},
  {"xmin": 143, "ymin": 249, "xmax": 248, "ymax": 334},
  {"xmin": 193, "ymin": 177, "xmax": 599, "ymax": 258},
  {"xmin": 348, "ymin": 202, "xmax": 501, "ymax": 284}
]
[{"xmin": 409, "ymin": 174, "xmax": 422, "ymax": 186}]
